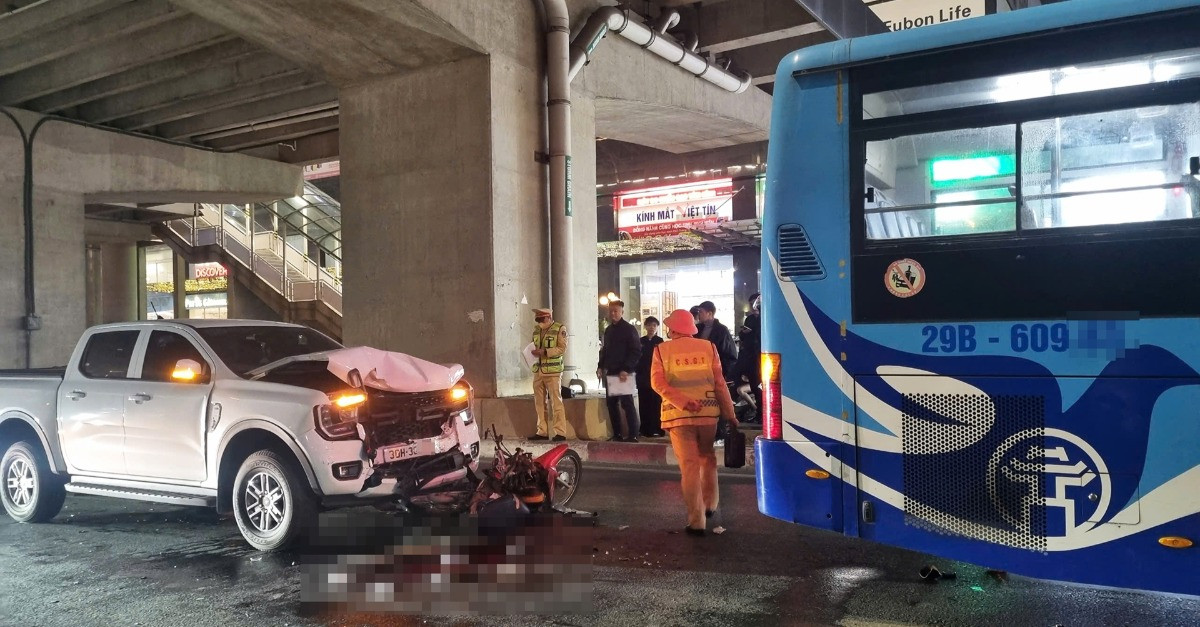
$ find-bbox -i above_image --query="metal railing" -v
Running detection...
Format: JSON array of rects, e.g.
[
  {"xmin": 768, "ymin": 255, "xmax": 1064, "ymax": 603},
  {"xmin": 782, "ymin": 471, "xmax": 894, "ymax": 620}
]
[{"xmin": 164, "ymin": 194, "xmax": 343, "ymax": 315}]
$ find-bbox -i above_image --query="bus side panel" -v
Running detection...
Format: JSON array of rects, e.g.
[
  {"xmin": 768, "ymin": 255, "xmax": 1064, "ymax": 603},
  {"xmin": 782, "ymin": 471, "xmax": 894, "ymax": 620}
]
[
  {"xmin": 851, "ymin": 372, "xmax": 1200, "ymax": 595},
  {"xmin": 756, "ymin": 437, "xmax": 843, "ymax": 532}
]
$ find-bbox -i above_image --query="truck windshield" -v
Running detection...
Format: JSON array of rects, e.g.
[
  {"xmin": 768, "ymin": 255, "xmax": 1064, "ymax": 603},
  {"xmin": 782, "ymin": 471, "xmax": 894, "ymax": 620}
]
[{"xmin": 195, "ymin": 326, "xmax": 342, "ymax": 377}]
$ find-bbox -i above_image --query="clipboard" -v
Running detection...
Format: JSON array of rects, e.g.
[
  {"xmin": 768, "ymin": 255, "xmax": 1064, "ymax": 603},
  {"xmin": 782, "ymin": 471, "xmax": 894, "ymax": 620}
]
[
  {"xmin": 521, "ymin": 342, "xmax": 538, "ymax": 369},
  {"xmin": 605, "ymin": 374, "xmax": 636, "ymax": 396}
]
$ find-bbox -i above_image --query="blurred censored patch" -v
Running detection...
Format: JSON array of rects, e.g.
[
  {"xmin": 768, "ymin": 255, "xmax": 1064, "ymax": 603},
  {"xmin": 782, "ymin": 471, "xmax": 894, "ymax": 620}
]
[
  {"xmin": 302, "ymin": 512, "xmax": 594, "ymax": 615},
  {"xmin": 1067, "ymin": 314, "xmax": 1139, "ymax": 361}
]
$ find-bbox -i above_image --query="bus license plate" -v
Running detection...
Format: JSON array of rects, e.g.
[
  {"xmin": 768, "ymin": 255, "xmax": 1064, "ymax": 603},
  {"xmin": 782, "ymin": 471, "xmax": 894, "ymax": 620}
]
[{"xmin": 381, "ymin": 443, "xmax": 420, "ymax": 463}]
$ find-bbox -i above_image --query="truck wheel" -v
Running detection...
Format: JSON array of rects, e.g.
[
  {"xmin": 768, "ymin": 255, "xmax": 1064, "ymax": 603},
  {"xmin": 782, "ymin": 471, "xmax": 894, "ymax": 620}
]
[
  {"xmin": 1, "ymin": 441, "xmax": 66, "ymax": 523},
  {"xmin": 231, "ymin": 449, "xmax": 316, "ymax": 552}
]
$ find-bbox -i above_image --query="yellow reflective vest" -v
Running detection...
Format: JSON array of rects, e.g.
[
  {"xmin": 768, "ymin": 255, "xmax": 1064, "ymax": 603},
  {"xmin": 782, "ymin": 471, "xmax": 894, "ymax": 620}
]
[{"xmin": 532, "ymin": 322, "xmax": 565, "ymax": 374}]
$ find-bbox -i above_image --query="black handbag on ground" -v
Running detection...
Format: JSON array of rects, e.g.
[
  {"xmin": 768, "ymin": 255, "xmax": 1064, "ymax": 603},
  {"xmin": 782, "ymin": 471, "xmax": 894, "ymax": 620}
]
[{"xmin": 724, "ymin": 428, "xmax": 746, "ymax": 468}]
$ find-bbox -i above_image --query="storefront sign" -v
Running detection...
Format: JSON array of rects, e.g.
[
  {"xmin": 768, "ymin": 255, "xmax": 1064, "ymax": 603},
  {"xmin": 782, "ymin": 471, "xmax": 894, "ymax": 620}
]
[
  {"xmin": 303, "ymin": 160, "xmax": 340, "ymax": 180},
  {"xmin": 614, "ymin": 179, "xmax": 734, "ymax": 239},
  {"xmin": 191, "ymin": 263, "xmax": 228, "ymax": 279},
  {"xmin": 185, "ymin": 293, "xmax": 228, "ymax": 309},
  {"xmin": 865, "ymin": 0, "xmax": 988, "ymax": 31}
]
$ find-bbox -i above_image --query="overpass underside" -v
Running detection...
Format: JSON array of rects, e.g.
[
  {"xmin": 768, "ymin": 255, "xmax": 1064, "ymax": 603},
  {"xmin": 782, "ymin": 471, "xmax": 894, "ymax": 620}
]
[{"xmin": 0, "ymin": 0, "xmax": 775, "ymax": 399}]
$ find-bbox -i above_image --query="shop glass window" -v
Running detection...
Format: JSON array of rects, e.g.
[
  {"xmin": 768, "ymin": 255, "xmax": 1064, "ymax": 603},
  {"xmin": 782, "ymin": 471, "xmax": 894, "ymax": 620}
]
[
  {"xmin": 865, "ymin": 124, "xmax": 1017, "ymax": 240},
  {"xmin": 79, "ymin": 331, "xmax": 139, "ymax": 379},
  {"xmin": 140, "ymin": 331, "xmax": 207, "ymax": 383},
  {"xmin": 1019, "ymin": 103, "xmax": 1200, "ymax": 229}
]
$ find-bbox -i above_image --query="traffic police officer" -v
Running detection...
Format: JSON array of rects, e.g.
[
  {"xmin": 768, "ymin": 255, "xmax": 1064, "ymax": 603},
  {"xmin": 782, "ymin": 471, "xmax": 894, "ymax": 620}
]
[
  {"xmin": 651, "ymin": 309, "xmax": 737, "ymax": 535},
  {"xmin": 530, "ymin": 307, "xmax": 569, "ymax": 441}
]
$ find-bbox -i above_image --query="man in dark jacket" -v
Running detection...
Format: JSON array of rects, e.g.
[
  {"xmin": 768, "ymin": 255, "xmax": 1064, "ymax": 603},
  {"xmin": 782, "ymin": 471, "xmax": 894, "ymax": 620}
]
[
  {"xmin": 697, "ymin": 301, "xmax": 738, "ymax": 381},
  {"xmin": 697, "ymin": 300, "xmax": 738, "ymax": 442},
  {"xmin": 598, "ymin": 299, "xmax": 642, "ymax": 441},
  {"xmin": 733, "ymin": 293, "xmax": 762, "ymax": 423}
]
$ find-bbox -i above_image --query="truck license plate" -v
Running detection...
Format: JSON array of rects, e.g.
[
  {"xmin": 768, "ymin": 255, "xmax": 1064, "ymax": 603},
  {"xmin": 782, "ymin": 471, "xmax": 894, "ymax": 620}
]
[{"xmin": 381, "ymin": 443, "xmax": 420, "ymax": 462}]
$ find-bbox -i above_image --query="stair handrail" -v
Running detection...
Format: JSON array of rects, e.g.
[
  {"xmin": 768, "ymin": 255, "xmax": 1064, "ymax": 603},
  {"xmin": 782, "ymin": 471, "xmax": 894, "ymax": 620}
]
[{"xmin": 166, "ymin": 193, "xmax": 344, "ymax": 314}]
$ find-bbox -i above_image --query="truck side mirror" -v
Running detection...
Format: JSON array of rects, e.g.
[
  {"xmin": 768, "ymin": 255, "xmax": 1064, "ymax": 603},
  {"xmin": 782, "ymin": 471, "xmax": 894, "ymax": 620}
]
[{"xmin": 171, "ymin": 359, "xmax": 207, "ymax": 383}]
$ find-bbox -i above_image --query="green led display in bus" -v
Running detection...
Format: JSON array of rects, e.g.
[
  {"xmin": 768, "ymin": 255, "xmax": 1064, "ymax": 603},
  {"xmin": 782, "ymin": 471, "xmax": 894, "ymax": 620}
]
[{"xmin": 929, "ymin": 154, "xmax": 1016, "ymax": 185}]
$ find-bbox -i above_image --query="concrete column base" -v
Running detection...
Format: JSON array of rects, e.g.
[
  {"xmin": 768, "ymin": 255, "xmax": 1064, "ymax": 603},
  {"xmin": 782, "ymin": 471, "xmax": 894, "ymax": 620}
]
[{"xmin": 478, "ymin": 396, "xmax": 613, "ymax": 441}]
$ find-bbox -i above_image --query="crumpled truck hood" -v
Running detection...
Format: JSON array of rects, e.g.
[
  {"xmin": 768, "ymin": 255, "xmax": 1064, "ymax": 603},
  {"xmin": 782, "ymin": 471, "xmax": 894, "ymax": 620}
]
[{"xmin": 325, "ymin": 346, "xmax": 464, "ymax": 393}]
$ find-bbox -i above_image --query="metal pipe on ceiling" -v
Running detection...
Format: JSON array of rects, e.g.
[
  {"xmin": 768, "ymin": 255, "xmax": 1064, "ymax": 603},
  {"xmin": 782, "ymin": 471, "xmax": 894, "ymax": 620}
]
[{"xmin": 568, "ymin": 7, "xmax": 752, "ymax": 93}]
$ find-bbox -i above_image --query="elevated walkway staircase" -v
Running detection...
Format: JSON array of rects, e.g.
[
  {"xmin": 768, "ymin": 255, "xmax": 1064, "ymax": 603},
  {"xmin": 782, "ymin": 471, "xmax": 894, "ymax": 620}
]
[{"xmin": 154, "ymin": 182, "xmax": 344, "ymax": 340}]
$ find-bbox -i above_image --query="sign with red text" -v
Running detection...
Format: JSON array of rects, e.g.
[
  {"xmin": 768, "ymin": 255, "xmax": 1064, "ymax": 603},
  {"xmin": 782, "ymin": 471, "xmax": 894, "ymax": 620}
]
[
  {"xmin": 191, "ymin": 263, "xmax": 228, "ymax": 279},
  {"xmin": 303, "ymin": 160, "xmax": 340, "ymax": 180},
  {"xmin": 614, "ymin": 179, "xmax": 734, "ymax": 239}
]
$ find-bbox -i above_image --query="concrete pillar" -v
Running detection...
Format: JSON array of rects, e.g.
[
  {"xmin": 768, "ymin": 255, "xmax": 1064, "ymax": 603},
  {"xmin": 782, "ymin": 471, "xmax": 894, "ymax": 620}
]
[
  {"xmin": 30, "ymin": 188, "xmax": 87, "ymax": 367},
  {"xmin": 0, "ymin": 124, "xmax": 26, "ymax": 368},
  {"xmin": 568, "ymin": 94, "xmax": 600, "ymax": 383},
  {"xmin": 86, "ymin": 245, "xmax": 102, "ymax": 327},
  {"xmin": 341, "ymin": 52, "xmax": 598, "ymax": 399},
  {"xmin": 228, "ymin": 275, "xmax": 280, "ymax": 321},
  {"xmin": 84, "ymin": 241, "xmax": 138, "ymax": 325},
  {"xmin": 173, "ymin": 253, "xmax": 188, "ymax": 320},
  {"xmin": 98, "ymin": 243, "xmax": 138, "ymax": 323}
]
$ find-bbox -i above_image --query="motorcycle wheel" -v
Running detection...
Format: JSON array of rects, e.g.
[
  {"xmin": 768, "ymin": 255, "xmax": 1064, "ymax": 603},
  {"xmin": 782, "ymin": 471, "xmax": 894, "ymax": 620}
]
[{"xmin": 550, "ymin": 450, "xmax": 582, "ymax": 508}]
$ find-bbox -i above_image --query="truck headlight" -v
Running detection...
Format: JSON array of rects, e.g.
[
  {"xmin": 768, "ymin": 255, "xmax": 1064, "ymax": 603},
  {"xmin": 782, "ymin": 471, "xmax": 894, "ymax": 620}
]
[{"xmin": 315, "ymin": 391, "xmax": 366, "ymax": 440}]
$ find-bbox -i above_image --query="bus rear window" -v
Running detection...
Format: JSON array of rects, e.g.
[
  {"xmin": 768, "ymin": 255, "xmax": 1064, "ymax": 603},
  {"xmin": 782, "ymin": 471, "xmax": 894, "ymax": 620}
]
[
  {"xmin": 864, "ymin": 102, "xmax": 1200, "ymax": 241},
  {"xmin": 1020, "ymin": 103, "xmax": 1199, "ymax": 229},
  {"xmin": 865, "ymin": 124, "xmax": 1017, "ymax": 240},
  {"xmin": 864, "ymin": 47, "xmax": 1200, "ymax": 119}
]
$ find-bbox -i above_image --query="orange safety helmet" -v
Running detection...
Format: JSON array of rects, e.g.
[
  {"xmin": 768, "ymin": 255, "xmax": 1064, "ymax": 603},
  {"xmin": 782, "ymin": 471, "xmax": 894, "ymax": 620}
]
[{"xmin": 663, "ymin": 309, "xmax": 699, "ymax": 336}]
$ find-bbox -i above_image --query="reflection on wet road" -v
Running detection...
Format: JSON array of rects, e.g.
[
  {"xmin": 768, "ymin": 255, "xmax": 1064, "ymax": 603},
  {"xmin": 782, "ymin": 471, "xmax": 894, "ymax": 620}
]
[{"xmin": 0, "ymin": 465, "xmax": 1195, "ymax": 626}]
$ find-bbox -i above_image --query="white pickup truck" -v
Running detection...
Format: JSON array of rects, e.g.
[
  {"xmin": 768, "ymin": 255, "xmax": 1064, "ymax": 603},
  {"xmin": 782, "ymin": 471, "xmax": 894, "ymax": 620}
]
[{"xmin": 0, "ymin": 320, "xmax": 481, "ymax": 550}]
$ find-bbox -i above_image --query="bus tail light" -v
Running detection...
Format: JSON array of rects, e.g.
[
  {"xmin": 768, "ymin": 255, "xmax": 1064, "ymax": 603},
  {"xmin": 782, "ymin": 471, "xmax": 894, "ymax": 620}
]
[{"xmin": 762, "ymin": 353, "xmax": 783, "ymax": 439}]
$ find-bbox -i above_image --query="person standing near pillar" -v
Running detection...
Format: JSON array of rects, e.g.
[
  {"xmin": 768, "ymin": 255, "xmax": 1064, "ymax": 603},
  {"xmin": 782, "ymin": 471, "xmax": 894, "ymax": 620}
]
[
  {"xmin": 651, "ymin": 309, "xmax": 738, "ymax": 536},
  {"xmin": 597, "ymin": 299, "xmax": 641, "ymax": 442},
  {"xmin": 530, "ymin": 307, "xmax": 568, "ymax": 442},
  {"xmin": 636, "ymin": 316, "xmax": 665, "ymax": 438}
]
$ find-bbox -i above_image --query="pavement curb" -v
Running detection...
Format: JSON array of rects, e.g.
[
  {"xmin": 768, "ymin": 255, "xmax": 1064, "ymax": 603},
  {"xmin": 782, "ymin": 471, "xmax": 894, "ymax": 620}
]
[{"xmin": 479, "ymin": 436, "xmax": 757, "ymax": 469}]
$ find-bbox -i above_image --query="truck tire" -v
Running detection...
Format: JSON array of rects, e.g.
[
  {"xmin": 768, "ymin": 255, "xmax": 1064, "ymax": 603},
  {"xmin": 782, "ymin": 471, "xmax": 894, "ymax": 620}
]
[
  {"xmin": 231, "ymin": 449, "xmax": 317, "ymax": 552},
  {"xmin": 1, "ymin": 440, "xmax": 66, "ymax": 523}
]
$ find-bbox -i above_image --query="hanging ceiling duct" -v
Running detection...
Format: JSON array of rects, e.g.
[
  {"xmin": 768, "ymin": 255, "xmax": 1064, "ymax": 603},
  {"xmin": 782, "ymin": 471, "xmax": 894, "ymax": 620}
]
[{"xmin": 568, "ymin": 7, "xmax": 752, "ymax": 93}]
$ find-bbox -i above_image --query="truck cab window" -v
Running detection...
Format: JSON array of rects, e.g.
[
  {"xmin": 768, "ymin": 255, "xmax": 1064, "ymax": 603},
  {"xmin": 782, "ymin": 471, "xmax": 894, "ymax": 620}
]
[
  {"xmin": 140, "ymin": 331, "xmax": 207, "ymax": 383},
  {"xmin": 79, "ymin": 331, "xmax": 139, "ymax": 379}
]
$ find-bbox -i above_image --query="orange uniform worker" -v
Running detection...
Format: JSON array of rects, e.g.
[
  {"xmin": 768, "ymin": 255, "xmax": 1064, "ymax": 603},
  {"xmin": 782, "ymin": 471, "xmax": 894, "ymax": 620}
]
[{"xmin": 650, "ymin": 309, "xmax": 738, "ymax": 536}]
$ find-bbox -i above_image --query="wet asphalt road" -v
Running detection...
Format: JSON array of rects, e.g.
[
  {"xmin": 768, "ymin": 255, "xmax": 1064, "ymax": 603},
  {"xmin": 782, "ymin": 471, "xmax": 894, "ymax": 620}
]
[{"xmin": 0, "ymin": 464, "xmax": 1197, "ymax": 627}]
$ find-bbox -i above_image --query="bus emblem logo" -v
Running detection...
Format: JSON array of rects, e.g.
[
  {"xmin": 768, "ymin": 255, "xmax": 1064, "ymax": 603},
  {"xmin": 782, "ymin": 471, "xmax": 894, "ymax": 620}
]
[
  {"xmin": 987, "ymin": 428, "xmax": 1111, "ymax": 538},
  {"xmin": 885, "ymin": 258, "xmax": 925, "ymax": 298}
]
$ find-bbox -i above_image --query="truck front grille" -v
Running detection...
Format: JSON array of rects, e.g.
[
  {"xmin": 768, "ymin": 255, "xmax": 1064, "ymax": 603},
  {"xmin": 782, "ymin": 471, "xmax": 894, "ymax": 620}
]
[{"xmin": 366, "ymin": 389, "xmax": 456, "ymax": 444}]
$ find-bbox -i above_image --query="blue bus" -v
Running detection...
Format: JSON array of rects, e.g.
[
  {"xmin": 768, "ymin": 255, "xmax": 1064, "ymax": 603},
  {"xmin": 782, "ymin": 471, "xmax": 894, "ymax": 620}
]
[{"xmin": 756, "ymin": 0, "xmax": 1200, "ymax": 595}]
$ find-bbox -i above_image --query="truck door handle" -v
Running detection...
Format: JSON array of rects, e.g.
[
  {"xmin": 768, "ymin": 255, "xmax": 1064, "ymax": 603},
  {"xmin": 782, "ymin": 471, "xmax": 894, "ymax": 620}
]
[
  {"xmin": 128, "ymin": 393, "xmax": 152, "ymax": 403},
  {"xmin": 66, "ymin": 390, "xmax": 87, "ymax": 401}
]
